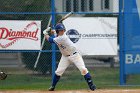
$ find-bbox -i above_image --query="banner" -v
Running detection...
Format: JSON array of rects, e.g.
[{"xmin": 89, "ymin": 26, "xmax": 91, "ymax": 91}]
[
  {"xmin": 124, "ymin": 0, "xmax": 140, "ymax": 74},
  {"xmin": 0, "ymin": 20, "xmax": 41, "ymax": 50},
  {"xmin": 63, "ymin": 17, "xmax": 117, "ymax": 55}
]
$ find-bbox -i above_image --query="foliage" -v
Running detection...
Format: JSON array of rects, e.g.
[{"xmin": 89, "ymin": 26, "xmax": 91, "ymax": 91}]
[{"xmin": 0, "ymin": 0, "xmax": 61, "ymax": 74}]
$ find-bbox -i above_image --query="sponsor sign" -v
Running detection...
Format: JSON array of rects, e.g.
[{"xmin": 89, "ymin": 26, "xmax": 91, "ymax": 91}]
[
  {"xmin": 0, "ymin": 20, "xmax": 41, "ymax": 50},
  {"xmin": 63, "ymin": 17, "xmax": 117, "ymax": 55},
  {"xmin": 124, "ymin": 0, "xmax": 140, "ymax": 74},
  {"xmin": 125, "ymin": 52, "xmax": 140, "ymax": 74}
]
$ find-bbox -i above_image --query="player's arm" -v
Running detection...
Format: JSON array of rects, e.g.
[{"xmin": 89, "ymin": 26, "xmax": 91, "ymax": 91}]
[{"xmin": 43, "ymin": 29, "xmax": 56, "ymax": 43}]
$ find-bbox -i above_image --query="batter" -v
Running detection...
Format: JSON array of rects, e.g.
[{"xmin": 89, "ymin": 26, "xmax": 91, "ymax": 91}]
[{"xmin": 43, "ymin": 23, "xmax": 96, "ymax": 91}]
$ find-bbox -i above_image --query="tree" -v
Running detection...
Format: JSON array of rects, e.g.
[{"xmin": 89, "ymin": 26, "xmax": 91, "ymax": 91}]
[{"xmin": 0, "ymin": 0, "xmax": 61, "ymax": 74}]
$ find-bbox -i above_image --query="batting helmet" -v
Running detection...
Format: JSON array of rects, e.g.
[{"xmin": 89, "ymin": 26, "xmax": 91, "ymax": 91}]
[
  {"xmin": 0, "ymin": 71, "xmax": 7, "ymax": 80},
  {"xmin": 55, "ymin": 23, "xmax": 65, "ymax": 34}
]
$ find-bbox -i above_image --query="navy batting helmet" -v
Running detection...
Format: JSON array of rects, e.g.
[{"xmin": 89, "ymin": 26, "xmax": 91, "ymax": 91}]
[{"xmin": 55, "ymin": 23, "xmax": 65, "ymax": 34}]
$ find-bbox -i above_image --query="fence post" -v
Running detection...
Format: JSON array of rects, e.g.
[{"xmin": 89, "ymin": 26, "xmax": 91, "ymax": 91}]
[
  {"xmin": 51, "ymin": 0, "xmax": 56, "ymax": 79},
  {"xmin": 119, "ymin": 0, "xmax": 126, "ymax": 85}
]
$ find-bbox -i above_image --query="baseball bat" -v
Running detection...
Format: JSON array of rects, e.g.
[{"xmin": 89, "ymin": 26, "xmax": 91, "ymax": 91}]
[
  {"xmin": 34, "ymin": 12, "xmax": 73, "ymax": 68},
  {"xmin": 57, "ymin": 12, "xmax": 73, "ymax": 23},
  {"xmin": 34, "ymin": 16, "xmax": 52, "ymax": 69}
]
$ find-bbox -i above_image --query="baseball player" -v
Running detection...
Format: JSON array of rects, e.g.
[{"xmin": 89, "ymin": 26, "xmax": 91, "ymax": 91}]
[{"xmin": 43, "ymin": 23, "xmax": 96, "ymax": 91}]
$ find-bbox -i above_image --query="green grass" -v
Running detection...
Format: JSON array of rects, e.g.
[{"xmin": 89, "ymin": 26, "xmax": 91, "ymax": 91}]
[
  {"xmin": 0, "ymin": 74, "xmax": 51, "ymax": 90},
  {"xmin": 0, "ymin": 68, "xmax": 140, "ymax": 90}
]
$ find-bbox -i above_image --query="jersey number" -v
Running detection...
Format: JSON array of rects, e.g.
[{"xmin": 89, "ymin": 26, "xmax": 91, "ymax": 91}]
[{"xmin": 59, "ymin": 44, "xmax": 66, "ymax": 49}]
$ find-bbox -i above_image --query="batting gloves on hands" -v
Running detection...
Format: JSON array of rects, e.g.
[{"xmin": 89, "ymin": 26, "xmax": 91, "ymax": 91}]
[
  {"xmin": 43, "ymin": 30, "xmax": 48, "ymax": 35},
  {"xmin": 43, "ymin": 27, "xmax": 51, "ymax": 35}
]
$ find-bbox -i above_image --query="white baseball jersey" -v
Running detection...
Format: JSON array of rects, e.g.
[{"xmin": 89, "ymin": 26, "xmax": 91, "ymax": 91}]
[
  {"xmin": 53, "ymin": 33, "xmax": 77, "ymax": 57},
  {"xmin": 52, "ymin": 32, "xmax": 88, "ymax": 76}
]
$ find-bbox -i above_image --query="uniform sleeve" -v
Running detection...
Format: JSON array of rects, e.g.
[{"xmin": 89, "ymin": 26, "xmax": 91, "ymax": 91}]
[
  {"xmin": 53, "ymin": 35, "xmax": 66, "ymax": 45},
  {"xmin": 53, "ymin": 37, "xmax": 60, "ymax": 45},
  {"xmin": 48, "ymin": 35, "xmax": 55, "ymax": 43}
]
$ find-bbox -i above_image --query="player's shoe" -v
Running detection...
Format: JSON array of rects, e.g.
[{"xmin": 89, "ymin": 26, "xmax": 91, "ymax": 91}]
[
  {"xmin": 89, "ymin": 84, "xmax": 96, "ymax": 91},
  {"xmin": 48, "ymin": 86, "xmax": 55, "ymax": 91}
]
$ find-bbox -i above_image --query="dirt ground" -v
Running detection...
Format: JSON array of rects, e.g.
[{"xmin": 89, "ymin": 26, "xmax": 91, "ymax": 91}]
[{"xmin": 0, "ymin": 89, "xmax": 140, "ymax": 93}]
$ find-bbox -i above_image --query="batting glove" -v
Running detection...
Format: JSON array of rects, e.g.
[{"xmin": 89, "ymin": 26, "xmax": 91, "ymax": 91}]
[
  {"xmin": 43, "ymin": 27, "xmax": 51, "ymax": 35},
  {"xmin": 43, "ymin": 30, "xmax": 49, "ymax": 35}
]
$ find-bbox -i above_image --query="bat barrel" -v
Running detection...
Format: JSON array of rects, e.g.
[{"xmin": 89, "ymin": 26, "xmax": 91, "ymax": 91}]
[{"xmin": 57, "ymin": 12, "xmax": 73, "ymax": 23}]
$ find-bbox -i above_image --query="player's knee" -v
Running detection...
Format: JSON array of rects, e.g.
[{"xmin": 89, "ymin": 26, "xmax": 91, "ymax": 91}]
[
  {"xmin": 81, "ymin": 68, "xmax": 88, "ymax": 75},
  {"xmin": 55, "ymin": 69, "xmax": 65, "ymax": 76},
  {"xmin": 55, "ymin": 71, "xmax": 62, "ymax": 76}
]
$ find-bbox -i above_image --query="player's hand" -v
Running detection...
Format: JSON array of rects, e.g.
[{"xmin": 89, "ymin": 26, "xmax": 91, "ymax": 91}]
[
  {"xmin": 50, "ymin": 30, "xmax": 56, "ymax": 35},
  {"xmin": 43, "ymin": 27, "xmax": 51, "ymax": 35},
  {"xmin": 43, "ymin": 30, "xmax": 49, "ymax": 35}
]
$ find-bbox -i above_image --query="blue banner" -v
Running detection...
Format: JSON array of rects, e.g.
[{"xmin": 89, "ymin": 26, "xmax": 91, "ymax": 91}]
[
  {"xmin": 124, "ymin": 0, "xmax": 140, "ymax": 74},
  {"xmin": 125, "ymin": 51, "xmax": 140, "ymax": 74}
]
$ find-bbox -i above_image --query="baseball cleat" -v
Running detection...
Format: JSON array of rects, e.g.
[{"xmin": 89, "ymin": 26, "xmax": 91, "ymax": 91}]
[
  {"xmin": 89, "ymin": 84, "xmax": 96, "ymax": 91},
  {"xmin": 48, "ymin": 86, "xmax": 55, "ymax": 91}
]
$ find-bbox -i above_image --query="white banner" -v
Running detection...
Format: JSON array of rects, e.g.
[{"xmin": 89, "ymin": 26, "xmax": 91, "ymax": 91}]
[
  {"xmin": 0, "ymin": 20, "xmax": 41, "ymax": 50},
  {"xmin": 63, "ymin": 17, "xmax": 117, "ymax": 55}
]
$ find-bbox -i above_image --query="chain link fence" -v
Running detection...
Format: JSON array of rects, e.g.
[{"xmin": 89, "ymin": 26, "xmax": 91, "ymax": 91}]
[
  {"xmin": 54, "ymin": 0, "xmax": 120, "ymax": 90},
  {"xmin": 2, "ymin": 0, "xmax": 138, "ymax": 90}
]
